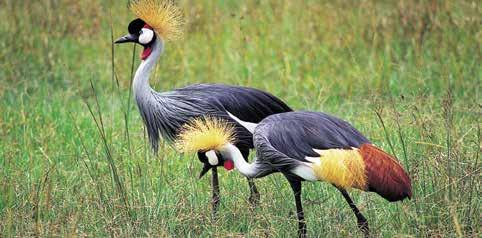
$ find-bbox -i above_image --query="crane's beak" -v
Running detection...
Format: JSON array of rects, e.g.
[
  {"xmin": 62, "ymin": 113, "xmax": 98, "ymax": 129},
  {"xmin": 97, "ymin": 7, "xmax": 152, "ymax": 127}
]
[
  {"xmin": 115, "ymin": 34, "xmax": 138, "ymax": 44},
  {"xmin": 199, "ymin": 163, "xmax": 212, "ymax": 179}
]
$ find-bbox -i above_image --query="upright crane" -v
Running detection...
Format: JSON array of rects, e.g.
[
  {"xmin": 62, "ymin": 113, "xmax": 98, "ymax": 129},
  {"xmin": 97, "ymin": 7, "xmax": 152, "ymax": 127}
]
[
  {"xmin": 114, "ymin": 0, "xmax": 292, "ymax": 214},
  {"xmin": 176, "ymin": 111, "xmax": 412, "ymax": 237}
]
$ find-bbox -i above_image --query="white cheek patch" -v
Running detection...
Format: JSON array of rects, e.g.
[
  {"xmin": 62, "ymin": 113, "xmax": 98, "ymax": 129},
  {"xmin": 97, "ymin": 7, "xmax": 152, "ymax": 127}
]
[
  {"xmin": 206, "ymin": 150, "xmax": 219, "ymax": 166},
  {"xmin": 139, "ymin": 28, "xmax": 154, "ymax": 44}
]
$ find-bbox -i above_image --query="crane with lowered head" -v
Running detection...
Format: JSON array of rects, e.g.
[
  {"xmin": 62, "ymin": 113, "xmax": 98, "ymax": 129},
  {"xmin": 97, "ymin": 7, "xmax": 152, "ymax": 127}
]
[
  {"xmin": 114, "ymin": 0, "xmax": 292, "ymax": 214},
  {"xmin": 176, "ymin": 111, "xmax": 412, "ymax": 237}
]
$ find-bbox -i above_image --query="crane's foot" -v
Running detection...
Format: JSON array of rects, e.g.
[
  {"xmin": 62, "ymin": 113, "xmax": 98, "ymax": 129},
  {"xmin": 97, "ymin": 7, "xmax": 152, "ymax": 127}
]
[
  {"xmin": 336, "ymin": 187, "xmax": 370, "ymax": 237},
  {"xmin": 211, "ymin": 194, "xmax": 220, "ymax": 219},
  {"xmin": 247, "ymin": 178, "xmax": 260, "ymax": 208},
  {"xmin": 297, "ymin": 220, "xmax": 307, "ymax": 238},
  {"xmin": 248, "ymin": 192, "xmax": 260, "ymax": 208},
  {"xmin": 357, "ymin": 218, "xmax": 369, "ymax": 238}
]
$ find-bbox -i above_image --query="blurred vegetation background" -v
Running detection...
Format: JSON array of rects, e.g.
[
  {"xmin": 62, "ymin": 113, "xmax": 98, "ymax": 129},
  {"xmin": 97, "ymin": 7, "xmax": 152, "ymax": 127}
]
[{"xmin": 0, "ymin": 0, "xmax": 480, "ymax": 237}]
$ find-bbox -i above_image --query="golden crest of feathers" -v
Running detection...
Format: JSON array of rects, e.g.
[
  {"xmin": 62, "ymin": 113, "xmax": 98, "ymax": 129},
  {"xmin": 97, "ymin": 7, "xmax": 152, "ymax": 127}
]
[
  {"xmin": 129, "ymin": 0, "xmax": 184, "ymax": 41},
  {"xmin": 175, "ymin": 117, "xmax": 236, "ymax": 153}
]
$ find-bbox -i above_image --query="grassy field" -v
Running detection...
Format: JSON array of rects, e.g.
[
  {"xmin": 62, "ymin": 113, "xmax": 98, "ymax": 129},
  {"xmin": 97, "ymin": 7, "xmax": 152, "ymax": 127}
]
[{"xmin": 0, "ymin": 0, "xmax": 480, "ymax": 237}]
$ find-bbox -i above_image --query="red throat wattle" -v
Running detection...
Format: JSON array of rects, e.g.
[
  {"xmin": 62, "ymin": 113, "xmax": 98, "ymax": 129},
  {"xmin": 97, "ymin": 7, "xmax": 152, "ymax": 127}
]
[
  {"xmin": 141, "ymin": 47, "xmax": 152, "ymax": 60},
  {"xmin": 223, "ymin": 160, "xmax": 234, "ymax": 171},
  {"xmin": 141, "ymin": 24, "xmax": 154, "ymax": 60}
]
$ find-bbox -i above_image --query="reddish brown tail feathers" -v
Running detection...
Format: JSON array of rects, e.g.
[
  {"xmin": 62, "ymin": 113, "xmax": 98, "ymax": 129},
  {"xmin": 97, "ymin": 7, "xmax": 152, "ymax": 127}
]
[{"xmin": 359, "ymin": 144, "xmax": 412, "ymax": 202}]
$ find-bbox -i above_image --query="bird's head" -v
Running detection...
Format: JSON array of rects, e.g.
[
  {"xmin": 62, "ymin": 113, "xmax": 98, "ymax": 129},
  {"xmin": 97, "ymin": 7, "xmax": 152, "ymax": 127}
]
[
  {"xmin": 115, "ymin": 0, "xmax": 183, "ymax": 60},
  {"xmin": 115, "ymin": 19, "xmax": 157, "ymax": 60},
  {"xmin": 197, "ymin": 150, "xmax": 235, "ymax": 178},
  {"xmin": 175, "ymin": 117, "xmax": 236, "ymax": 178}
]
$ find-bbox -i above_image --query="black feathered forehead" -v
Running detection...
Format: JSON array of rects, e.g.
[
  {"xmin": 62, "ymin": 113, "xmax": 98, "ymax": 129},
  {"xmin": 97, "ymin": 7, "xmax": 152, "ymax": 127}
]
[{"xmin": 128, "ymin": 18, "xmax": 146, "ymax": 34}]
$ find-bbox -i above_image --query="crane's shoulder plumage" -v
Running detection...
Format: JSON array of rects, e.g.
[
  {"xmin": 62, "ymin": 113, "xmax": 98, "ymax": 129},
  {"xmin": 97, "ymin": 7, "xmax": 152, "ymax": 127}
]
[
  {"xmin": 141, "ymin": 83, "xmax": 291, "ymax": 152},
  {"xmin": 254, "ymin": 111, "xmax": 371, "ymax": 161},
  {"xmin": 173, "ymin": 83, "xmax": 292, "ymax": 122}
]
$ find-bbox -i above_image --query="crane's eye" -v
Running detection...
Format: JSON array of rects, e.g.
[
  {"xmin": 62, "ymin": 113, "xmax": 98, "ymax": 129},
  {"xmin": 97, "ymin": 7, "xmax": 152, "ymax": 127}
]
[{"xmin": 138, "ymin": 28, "xmax": 154, "ymax": 44}]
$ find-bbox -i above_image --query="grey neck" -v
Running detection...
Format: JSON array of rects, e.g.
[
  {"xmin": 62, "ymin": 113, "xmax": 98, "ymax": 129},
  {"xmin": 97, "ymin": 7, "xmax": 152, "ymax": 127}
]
[{"xmin": 133, "ymin": 37, "xmax": 164, "ymax": 99}]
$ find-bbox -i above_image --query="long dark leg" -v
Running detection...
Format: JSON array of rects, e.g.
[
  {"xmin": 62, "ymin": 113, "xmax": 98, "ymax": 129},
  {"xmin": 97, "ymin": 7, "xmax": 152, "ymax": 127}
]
[
  {"xmin": 337, "ymin": 187, "xmax": 369, "ymax": 237},
  {"xmin": 289, "ymin": 180, "xmax": 307, "ymax": 238},
  {"xmin": 240, "ymin": 149, "xmax": 260, "ymax": 207},
  {"xmin": 197, "ymin": 152, "xmax": 220, "ymax": 217},
  {"xmin": 211, "ymin": 167, "xmax": 220, "ymax": 218},
  {"xmin": 247, "ymin": 178, "xmax": 259, "ymax": 206}
]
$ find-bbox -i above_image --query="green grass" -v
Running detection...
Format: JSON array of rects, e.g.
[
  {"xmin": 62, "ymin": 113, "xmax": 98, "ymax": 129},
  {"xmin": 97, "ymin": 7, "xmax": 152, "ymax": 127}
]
[{"xmin": 0, "ymin": 0, "xmax": 480, "ymax": 236}]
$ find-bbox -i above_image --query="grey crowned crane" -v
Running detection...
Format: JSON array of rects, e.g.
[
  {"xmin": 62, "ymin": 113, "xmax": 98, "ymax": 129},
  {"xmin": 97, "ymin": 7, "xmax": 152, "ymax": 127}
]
[
  {"xmin": 114, "ymin": 0, "xmax": 292, "ymax": 214},
  {"xmin": 176, "ymin": 111, "xmax": 412, "ymax": 237}
]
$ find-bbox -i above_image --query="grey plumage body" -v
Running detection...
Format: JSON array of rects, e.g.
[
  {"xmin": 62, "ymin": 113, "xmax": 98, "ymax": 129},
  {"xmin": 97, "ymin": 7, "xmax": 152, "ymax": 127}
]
[
  {"xmin": 234, "ymin": 111, "xmax": 371, "ymax": 179},
  {"xmin": 137, "ymin": 83, "xmax": 291, "ymax": 152},
  {"xmin": 132, "ymin": 39, "xmax": 291, "ymax": 152}
]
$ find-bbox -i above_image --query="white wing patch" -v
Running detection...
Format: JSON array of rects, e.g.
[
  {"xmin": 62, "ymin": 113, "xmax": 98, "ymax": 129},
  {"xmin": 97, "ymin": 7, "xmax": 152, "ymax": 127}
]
[
  {"xmin": 305, "ymin": 156, "xmax": 321, "ymax": 164},
  {"xmin": 290, "ymin": 156, "xmax": 321, "ymax": 181},
  {"xmin": 226, "ymin": 111, "xmax": 258, "ymax": 133},
  {"xmin": 313, "ymin": 147, "xmax": 359, "ymax": 155},
  {"xmin": 291, "ymin": 164, "xmax": 318, "ymax": 181}
]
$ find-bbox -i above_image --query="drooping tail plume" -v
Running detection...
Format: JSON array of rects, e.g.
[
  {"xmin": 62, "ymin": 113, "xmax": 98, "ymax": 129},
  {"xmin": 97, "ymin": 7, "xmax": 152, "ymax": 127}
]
[{"xmin": 359, "ymin": 144, "xmax": 412, "ymax": 202}]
